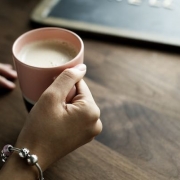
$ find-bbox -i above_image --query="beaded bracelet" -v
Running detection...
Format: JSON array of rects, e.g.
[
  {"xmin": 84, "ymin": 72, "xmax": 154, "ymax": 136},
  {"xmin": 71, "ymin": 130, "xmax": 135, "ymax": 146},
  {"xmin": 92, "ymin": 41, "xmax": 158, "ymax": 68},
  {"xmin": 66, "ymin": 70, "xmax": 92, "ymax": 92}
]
[{"xmin": 1, "ymin": 144, "xmax": 44, "ymax": 180}]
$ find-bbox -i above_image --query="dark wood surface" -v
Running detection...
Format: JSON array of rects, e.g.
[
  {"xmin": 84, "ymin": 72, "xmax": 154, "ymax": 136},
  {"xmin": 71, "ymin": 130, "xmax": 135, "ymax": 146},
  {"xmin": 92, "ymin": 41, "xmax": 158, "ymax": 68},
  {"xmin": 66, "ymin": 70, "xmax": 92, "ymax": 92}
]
[{"xmin": 1, "ymin": 0, "xmax": 180, "ymax": 179}]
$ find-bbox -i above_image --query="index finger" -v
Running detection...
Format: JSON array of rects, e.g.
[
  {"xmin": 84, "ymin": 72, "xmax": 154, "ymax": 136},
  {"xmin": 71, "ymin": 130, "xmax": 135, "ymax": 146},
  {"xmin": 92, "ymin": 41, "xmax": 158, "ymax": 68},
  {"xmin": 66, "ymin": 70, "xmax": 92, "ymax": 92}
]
[{"xmin": 74, "ymin": 79, "xmax": 95, "ymax": 101}]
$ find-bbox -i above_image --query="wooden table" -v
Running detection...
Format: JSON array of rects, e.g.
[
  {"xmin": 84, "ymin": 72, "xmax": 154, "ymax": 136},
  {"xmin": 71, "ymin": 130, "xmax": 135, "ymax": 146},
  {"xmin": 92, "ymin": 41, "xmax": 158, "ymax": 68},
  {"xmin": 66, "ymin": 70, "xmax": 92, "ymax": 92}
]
[{"xmin": 1, "ymin": 0, "xmax": 180, "ymax": 179}]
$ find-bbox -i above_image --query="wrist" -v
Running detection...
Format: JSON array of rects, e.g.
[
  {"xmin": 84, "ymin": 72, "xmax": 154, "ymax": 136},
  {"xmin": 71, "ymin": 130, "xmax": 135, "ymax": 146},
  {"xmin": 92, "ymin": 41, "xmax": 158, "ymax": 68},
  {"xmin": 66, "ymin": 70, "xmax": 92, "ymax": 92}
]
[
  {"xmin": 14, "ymin": 141, "xmax": 49, "ymax": 171},
  {"xmin": 0, "ymin": 152, "xmax": 39, "ymax": 180}
]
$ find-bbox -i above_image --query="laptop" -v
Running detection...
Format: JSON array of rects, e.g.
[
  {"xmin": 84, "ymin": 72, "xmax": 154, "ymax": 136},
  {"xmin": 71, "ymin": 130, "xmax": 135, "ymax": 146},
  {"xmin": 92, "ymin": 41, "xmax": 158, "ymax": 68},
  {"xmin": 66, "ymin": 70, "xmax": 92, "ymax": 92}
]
[{"xmin": 31, "ymin": 0, "xmax": 180, "ymax": 46}]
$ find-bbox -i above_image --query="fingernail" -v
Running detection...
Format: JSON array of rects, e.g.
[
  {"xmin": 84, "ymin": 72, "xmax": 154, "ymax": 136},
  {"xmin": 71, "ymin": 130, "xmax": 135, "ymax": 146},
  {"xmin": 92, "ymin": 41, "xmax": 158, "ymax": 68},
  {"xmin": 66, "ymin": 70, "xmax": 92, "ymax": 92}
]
[{"xmin": 73, "ymin": 64, "xmax": 86, "ymax": 71}]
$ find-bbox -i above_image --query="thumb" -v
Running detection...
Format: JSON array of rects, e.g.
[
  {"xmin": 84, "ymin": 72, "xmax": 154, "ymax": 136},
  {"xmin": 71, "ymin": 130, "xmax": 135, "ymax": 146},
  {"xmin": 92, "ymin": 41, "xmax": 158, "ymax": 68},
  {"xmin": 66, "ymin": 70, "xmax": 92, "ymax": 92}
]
[{"xmin": 49, "ymin": 64, "xmax": 86, "ymax": 101}]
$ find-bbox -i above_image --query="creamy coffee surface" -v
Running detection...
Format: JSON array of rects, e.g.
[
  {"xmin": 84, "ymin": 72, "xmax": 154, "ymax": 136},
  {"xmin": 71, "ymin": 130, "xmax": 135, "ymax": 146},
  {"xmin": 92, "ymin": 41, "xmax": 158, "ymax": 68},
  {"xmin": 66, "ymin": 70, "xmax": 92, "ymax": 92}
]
[{"xmin": 18, "ymin": 40, "xmax": 77, "ymax": 68}]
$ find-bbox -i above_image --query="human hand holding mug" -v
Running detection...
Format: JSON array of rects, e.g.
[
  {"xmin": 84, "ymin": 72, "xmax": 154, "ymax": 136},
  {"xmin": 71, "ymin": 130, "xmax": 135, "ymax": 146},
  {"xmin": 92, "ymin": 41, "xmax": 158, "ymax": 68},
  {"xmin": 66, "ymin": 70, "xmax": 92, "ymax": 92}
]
[{"xmin": 0, "ymin": 64, "xmax": 102, "ymax": 180}]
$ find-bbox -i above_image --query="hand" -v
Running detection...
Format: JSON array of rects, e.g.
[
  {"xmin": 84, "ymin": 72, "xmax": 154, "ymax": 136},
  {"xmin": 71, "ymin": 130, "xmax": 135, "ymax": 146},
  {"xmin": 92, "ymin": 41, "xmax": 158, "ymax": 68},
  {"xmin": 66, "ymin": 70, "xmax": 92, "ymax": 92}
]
[
  {"xmin": 0, "ymin": 63, "xmax": 17, "ymax": 89},
  {"xmin": 15, "ymin": 64, "xmax": 102, "ymax": 170}
]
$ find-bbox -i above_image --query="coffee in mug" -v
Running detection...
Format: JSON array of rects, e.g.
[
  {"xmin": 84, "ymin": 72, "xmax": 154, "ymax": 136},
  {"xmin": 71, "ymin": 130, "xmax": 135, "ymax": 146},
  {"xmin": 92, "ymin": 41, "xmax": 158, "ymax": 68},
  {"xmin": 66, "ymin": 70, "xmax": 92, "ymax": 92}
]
[{"xmin": 18, "ymin": 39, "xmax": 77, "ymax": 68}]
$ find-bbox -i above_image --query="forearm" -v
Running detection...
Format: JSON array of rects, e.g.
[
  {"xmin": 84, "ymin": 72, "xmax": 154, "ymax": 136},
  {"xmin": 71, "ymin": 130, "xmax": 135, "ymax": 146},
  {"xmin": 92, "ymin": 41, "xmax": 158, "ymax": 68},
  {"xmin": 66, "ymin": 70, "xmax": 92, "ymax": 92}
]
[
  {"xmin": 0, "ymin": 153, "xmax": 38, "ymax": 180},
  {"xmin": 0, "ymin": 139, "xmax": 66, "ymax": 180}
]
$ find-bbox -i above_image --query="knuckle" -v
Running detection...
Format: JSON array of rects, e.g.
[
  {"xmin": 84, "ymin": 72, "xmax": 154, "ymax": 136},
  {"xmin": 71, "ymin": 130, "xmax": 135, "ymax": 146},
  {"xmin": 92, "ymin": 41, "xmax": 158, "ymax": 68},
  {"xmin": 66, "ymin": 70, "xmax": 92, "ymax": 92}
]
[
  {"xmin": 85, "ymin": 119, "xmax": 103, "ymax": 140},
  {"xmin": 92, "ymin": 119, "xmax": 103, "ymax": 136},
  {"xmin": 88, "ymin": 105, "xmax": 101, "ymax": 122},
  {"xmin": 79, "ymin": 100, "xmax": 100, "ymax": 122},
  {"xmin": 78, "ymin": 99, "xmax": 88, "ymax": 108},
  {"xmin": 93, "ymin": 106, "xmax": 101, "ymax": 120}
]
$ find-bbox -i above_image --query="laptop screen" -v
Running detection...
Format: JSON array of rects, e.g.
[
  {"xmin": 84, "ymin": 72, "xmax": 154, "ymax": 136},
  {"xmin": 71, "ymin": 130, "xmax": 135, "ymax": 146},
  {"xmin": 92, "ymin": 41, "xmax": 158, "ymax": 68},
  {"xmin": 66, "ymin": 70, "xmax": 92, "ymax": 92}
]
[{"xmin": 31, "ymin": 0, "xmax": 180, "ymax": 46}]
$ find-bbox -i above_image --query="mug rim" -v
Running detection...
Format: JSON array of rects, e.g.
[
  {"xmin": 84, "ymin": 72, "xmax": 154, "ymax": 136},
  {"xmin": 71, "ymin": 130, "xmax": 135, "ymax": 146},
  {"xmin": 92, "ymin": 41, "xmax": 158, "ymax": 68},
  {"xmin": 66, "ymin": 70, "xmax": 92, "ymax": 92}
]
[{"xmin": 12, "ymin": 27, "xmax": 84, "ymax": 70}]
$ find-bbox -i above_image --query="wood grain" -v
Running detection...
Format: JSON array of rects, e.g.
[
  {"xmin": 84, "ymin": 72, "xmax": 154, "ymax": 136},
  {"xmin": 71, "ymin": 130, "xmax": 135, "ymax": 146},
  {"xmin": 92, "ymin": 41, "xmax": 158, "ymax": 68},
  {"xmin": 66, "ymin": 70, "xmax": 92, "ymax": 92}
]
[{"xmin": 84, "ymin": 42, "xmax": 180, "ymax": 179}]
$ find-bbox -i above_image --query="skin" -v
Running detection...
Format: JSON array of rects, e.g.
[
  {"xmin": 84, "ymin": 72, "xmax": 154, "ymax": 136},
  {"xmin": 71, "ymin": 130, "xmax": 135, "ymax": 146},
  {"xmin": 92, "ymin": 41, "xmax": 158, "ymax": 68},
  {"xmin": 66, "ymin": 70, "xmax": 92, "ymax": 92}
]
[
  {"xmin": 0, "ymin": 63, "xmax": 17, "ymax": 89},
  {"xmin": 0, "ymin": 64, "xmax": 102, "ymax": 180}
]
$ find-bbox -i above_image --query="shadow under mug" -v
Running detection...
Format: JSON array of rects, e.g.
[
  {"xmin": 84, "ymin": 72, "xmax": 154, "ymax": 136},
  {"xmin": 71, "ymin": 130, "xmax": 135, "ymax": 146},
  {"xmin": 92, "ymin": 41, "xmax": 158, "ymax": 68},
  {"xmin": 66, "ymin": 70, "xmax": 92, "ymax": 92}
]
[{"xmin": 12, "ymin": 27, "xmax": 84, "ymax": 111}]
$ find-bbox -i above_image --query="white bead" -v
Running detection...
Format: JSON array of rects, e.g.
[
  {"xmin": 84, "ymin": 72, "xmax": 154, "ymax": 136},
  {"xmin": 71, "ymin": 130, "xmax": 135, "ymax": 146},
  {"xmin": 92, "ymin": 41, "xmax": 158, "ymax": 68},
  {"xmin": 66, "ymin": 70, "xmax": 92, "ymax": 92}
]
[
  {"xmin": 27, "ymin": 155, "xmax": 38, "ymax": 165},
  {"xmin": 19, "ymin": 148, "xmax": 30, "ymax": 158}
]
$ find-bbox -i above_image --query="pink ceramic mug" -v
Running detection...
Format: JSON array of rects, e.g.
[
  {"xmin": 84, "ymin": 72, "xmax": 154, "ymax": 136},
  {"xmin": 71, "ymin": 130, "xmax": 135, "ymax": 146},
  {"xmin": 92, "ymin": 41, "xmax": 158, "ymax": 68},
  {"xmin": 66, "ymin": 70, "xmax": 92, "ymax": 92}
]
[{"xmin": 12, "ymin": 27, "xmax": 84, "ymax": 110}]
